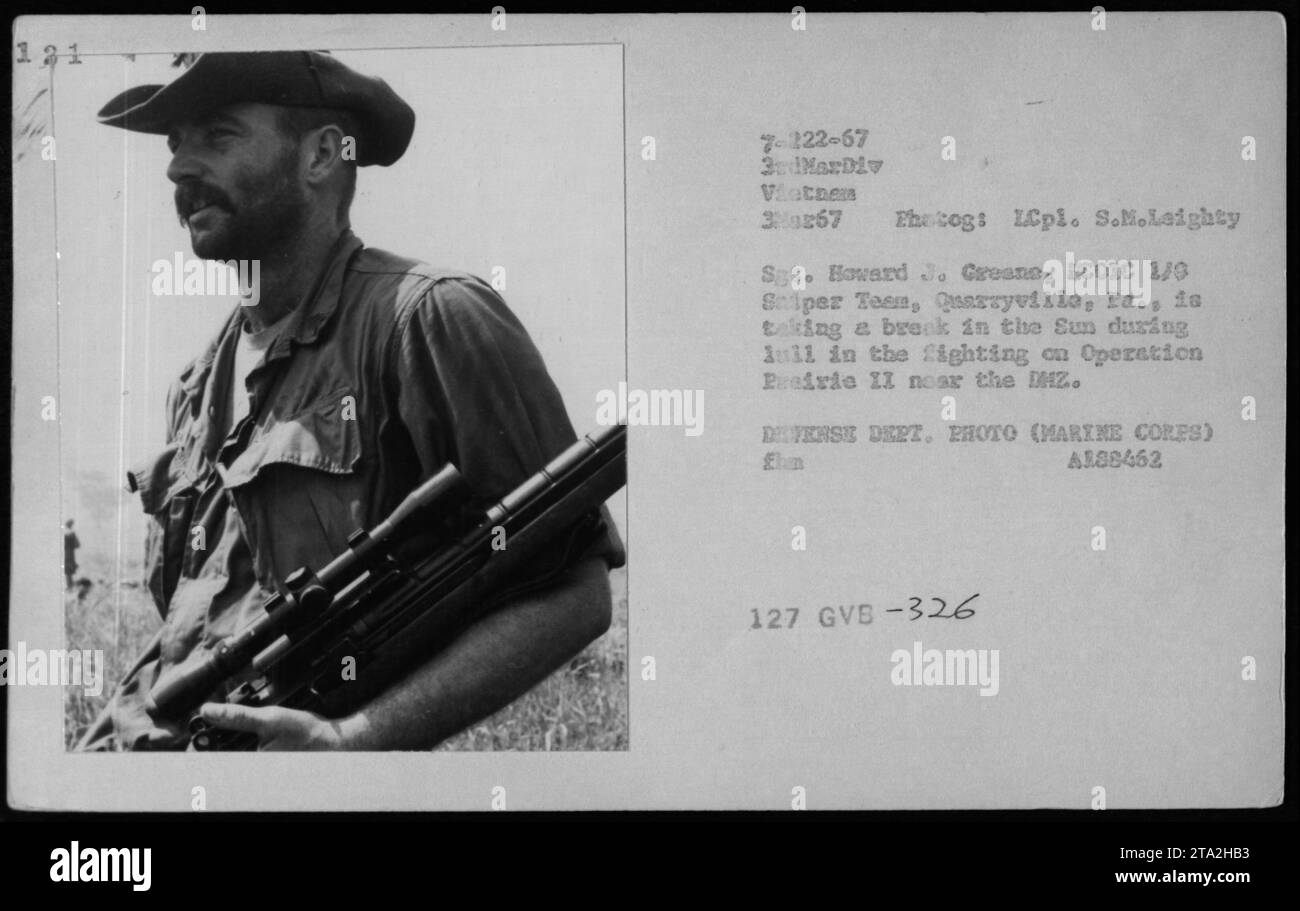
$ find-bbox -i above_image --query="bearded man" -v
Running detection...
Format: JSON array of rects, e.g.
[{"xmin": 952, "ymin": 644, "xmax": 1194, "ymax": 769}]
[{"xmin": 77, "ymin": 51, "xmax": 623, "ymax": 751}]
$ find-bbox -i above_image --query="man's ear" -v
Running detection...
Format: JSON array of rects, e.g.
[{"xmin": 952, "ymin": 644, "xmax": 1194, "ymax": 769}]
[{"xmin": 303, "ymin": 124, "xmax": 348, "ymax": 187}]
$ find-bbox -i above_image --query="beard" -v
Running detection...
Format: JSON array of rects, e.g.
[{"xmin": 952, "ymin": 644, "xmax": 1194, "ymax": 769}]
[{"xmin": 176, "ymin": 143, "xmax": 309, "ymax": 263}]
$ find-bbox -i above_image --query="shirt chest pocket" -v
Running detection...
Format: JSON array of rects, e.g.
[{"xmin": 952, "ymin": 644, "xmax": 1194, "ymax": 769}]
[
  {"xmin": 127, "ymin": 441, "xmax": 198, "ymax": 616},
  {"xmin": 218, "ymin": 392, "xmax": 366, "ymax": 582}
]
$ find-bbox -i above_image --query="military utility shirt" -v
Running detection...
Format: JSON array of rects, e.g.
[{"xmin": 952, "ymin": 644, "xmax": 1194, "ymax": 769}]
[{"xmin": 79, "ymin": 229, "xmax": 622, "ymax": 750}]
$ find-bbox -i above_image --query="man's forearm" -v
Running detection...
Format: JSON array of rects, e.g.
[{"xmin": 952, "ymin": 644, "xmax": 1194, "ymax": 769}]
[{"xmin": 336, "ymin": 556, "xmax": 613, "ymax": 750}]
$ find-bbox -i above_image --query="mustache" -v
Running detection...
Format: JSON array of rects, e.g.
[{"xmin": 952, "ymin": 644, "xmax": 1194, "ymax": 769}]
[{"xmin": 174, "ymin": 183, "xmax": 234, "ymax": 224}]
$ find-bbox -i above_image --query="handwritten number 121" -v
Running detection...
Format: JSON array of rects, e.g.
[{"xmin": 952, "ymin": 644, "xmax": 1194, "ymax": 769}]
[{"xmin": 15, "ymin": 43, "xmax": 84, "ymax": 66}]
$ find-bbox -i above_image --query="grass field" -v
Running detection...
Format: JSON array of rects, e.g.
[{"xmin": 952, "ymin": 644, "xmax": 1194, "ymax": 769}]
[{"xmin": 64, "ymin": 550, "xmax": 628, "ymax": 751}]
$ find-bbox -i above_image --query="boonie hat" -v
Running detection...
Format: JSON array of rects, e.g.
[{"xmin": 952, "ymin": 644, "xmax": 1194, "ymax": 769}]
[{"xmin": 98, "ymin": 50, "xmax": 415, "ymax": 166}]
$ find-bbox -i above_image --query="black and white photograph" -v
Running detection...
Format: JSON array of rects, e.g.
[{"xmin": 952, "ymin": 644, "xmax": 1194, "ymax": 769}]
[
  {"xmin": 12, "ymin": 35, "xmax": 628, "ymax": 760},
  {"xmin": 4, "ymin": 9, "xmax": 1288, "ymax": 848}
]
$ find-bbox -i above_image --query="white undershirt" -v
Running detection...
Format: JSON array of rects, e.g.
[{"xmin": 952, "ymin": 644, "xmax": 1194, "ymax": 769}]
[{"xmin": 229, "ymin": 312, "xmax": 289, "ymax": 429}]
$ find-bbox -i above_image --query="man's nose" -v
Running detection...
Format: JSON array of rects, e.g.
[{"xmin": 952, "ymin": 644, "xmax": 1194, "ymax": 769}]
[{"xmin": 166, "ymin": 141, "xmax": 204, "ymax": 185}]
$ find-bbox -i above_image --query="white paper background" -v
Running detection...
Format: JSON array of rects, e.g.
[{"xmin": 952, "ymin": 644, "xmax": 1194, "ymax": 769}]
[{"xmin": 8, "ymin": 12, "xmax": 1285, "ymax": 810}]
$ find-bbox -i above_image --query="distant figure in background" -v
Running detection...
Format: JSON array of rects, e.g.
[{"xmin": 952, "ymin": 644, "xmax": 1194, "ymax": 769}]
[{"xmin": 64, "ymin": 519, "xmax": 80, "ymax": 590}]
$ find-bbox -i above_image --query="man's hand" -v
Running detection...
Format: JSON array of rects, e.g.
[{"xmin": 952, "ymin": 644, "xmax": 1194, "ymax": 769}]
[{"xmin": 199, "ymin": 702, "xmax": 366, "ymax": 751}]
